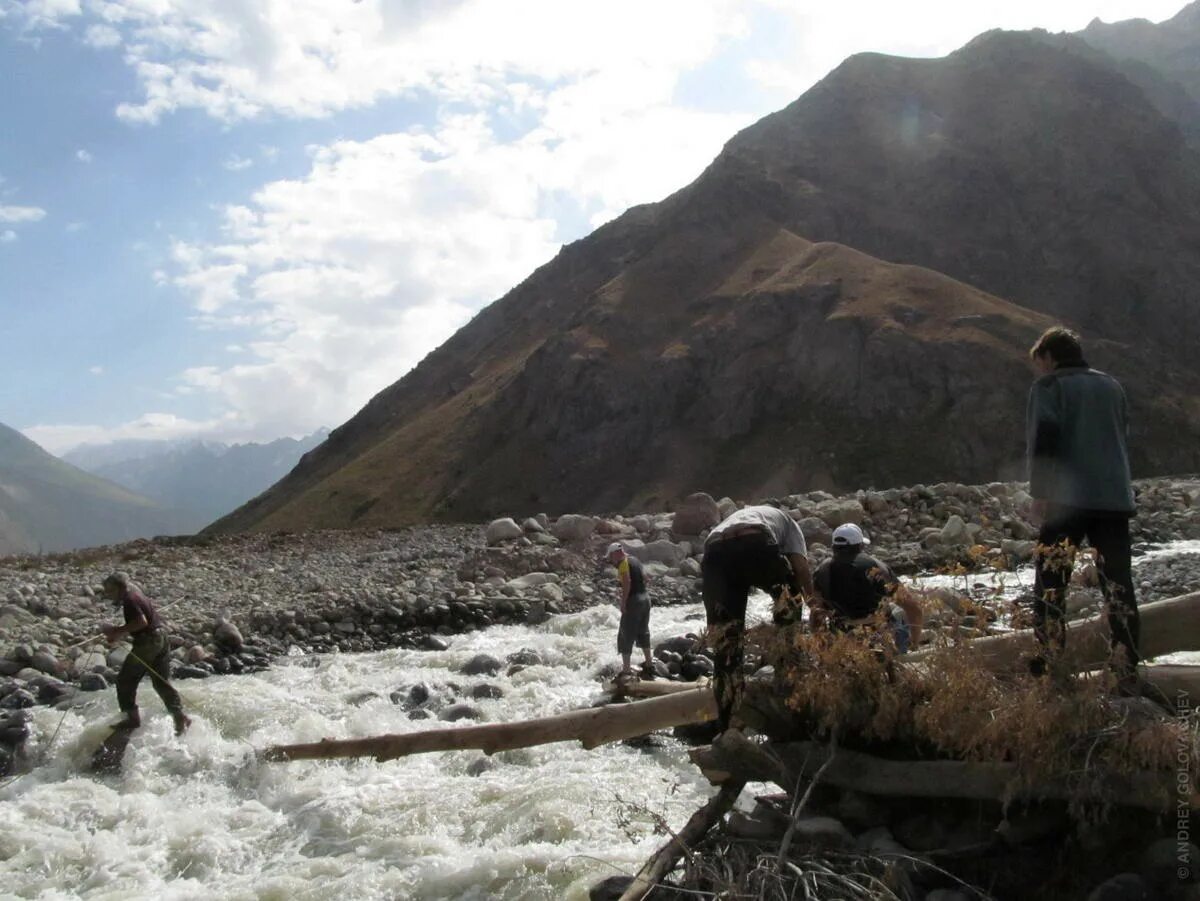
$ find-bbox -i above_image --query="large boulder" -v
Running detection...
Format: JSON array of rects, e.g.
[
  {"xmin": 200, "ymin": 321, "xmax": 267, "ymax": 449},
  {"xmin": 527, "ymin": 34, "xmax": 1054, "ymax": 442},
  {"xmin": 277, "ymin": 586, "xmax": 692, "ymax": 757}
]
[
  {"xmin": 797, "ymin": 516, "xmax": 833, "ymax": 547},
  {"xmin": 505, "ymin": 572, "xmax": 559, "ymax": 590},
  {"xmin": 940, "ymin": 515, "xmax": 972, "ymax": 546},
  {"xmin": 79, "ymin": 672, "xmax": 108, "ymax": 692},
  {"xmin": 631, "ymin": 540, "xmax": 687, "ymax": 568},
  {"xmin": 213, "ymin": 617, "xmax": 245, "ymax": 653},
  {"xmin": 551, "ymin": 514, "xmax": 598, "ymax": 542},
  {"xmin": 486, "ymin": 518, "xmax": 523, "ymax": 544},
  {"xmin": 28, "ymin": 651, "xmax": 61, "ymax": 677},
  {"xmin": 815, "ymin": 499, "xmax": 866, "ymax": 528},
  {"xmin": 788, "ymin": 815, "xmax": 854, "ymax": 850},
  {"xmin": 70, "ymin": 652, "xmax": 107, "ymax": 678},
  {"xmin": 672, "ymin": 492, "xmax": 721, "ymax": 537}
]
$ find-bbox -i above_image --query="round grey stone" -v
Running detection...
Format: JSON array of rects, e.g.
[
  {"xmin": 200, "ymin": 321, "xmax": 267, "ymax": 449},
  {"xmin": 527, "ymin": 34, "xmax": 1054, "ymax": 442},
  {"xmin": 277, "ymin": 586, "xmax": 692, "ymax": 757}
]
[
  {"xmin": 439, "ymin": 703, "xmax": 482, "ymax": 722},
  {"xmin": 1, "ymin": 689, "xmax": 35, "ymax": 710},
  {"xmin": 460, "ymin": 654, "xmax": 503, "ymax": 677},
  {"xmin": 79, "ymin": 673, "xmax": 108, "ymax": 692}
]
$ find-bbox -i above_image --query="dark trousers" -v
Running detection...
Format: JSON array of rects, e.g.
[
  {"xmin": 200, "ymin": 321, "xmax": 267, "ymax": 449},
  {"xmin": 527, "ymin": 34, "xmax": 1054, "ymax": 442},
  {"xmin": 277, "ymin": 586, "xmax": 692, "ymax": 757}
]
[
  {"xmin": 701, "ymin": 533, "xmax": 795, "ymax": 729},
  {"xmin": 1033, "ymin": 508, "xmax": 1140, "ymax": 670},
  {"xmin": 116, "ymin": 631, "xmax": 184, "ymax": 716}
]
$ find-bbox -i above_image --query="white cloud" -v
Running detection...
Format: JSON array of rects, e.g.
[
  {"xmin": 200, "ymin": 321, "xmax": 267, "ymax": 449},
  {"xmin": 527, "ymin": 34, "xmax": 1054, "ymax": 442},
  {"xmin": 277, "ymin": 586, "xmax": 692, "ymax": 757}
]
[
  {"xmin": 11, "ymin": 0, "xmax": 746, "ymax": 123},
  {"xmin": 82, "ymin": 22, "xmax": 120, "ymax": 47},
  {"xmin": 76, "ymin": 148, "xmax": 93, "ymax": 162},
  {"xmin": 161, "ymin": 87, "xmax": 745, "ymax": 435},
  {"xmin": 10, "ymin": 0, "xmax": 1188, "ymax": 126},
  {"xmin": 13, "ymin": 0, "xmax": 81, "ymax": 28},
  {"xmin": 0, "ymin": 204, "xmax": 47, "ymax": 223},
  {"xmin": 0, "ymin": 230, "xmax": 16, "ymax": 243},
  {"xmin": 23, "ymin": 412, "xmax": 246, "ymax": 456},
  {"xmin": 223, "ymin": 154, "xmax": 253, "ymax": 171},
  {"xmin": 89, "ymin": 365, "xmax": 105, "ymax": 375}
]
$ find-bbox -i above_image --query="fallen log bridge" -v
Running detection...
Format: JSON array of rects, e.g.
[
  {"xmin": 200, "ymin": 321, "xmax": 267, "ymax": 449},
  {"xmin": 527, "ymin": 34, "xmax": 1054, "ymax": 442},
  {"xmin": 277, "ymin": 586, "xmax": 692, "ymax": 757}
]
[
  {"xmin": 911, "ymin": 590, "xmax": 1200, "ymax": 672},
  {"xmin": 690, "ymin": 729, "xmax": 1199, "ymax": 812},
  {"xmin": 259, "ymin": 683, "xmax": 718, "ymax": 763},
  {"xmin": 260, "ymin": 593, "xmax": 1199, "ymax": 766}
]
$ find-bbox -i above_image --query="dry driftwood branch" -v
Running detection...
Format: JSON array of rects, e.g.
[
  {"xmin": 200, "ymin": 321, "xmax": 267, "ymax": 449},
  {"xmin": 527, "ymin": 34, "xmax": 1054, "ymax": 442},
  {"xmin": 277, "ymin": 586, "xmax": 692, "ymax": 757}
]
[
  {"xmin": 911, "ymin": 592, "xmax": 1200, "ymax": 673},
  {"xmin": 260, "ymin": 686, "xmax": 718, "ymax": 763},
  {"xmin": 690, "ymin": 731, "xmax": 1194, "ymax": 812},
  {"xmin": 617, "ymin": 778, "xmax": 747, "ymax": 901},
  {"xmin": 777, "ymin": 735, "xmax": 837, "ymax": 865}
]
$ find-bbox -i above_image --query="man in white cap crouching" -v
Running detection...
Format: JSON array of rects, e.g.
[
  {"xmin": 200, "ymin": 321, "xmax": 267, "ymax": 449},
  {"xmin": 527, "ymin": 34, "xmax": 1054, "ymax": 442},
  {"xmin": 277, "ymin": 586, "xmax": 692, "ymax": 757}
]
[{"xmin": 811, "ymin": 524, "xmax": 923, "ymax": 653}]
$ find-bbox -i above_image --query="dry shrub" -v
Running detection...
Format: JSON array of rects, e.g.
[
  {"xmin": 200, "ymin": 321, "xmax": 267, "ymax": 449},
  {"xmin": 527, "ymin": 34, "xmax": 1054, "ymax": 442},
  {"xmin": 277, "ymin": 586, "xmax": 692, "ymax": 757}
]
[
  {"xmin": 746, "ymin": 622, "xmax": 1199, "ymax": 814},
  {"xmin": 678, "ymin": 838, "xmax": 919, "ymax": 901}
]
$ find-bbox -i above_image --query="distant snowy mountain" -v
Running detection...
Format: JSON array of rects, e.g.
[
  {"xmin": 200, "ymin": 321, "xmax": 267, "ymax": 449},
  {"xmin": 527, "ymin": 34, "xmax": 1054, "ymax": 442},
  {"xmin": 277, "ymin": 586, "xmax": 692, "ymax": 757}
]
[{"xmin": 64, "ymin": 429, "xmax": 328, "ymax": 531}]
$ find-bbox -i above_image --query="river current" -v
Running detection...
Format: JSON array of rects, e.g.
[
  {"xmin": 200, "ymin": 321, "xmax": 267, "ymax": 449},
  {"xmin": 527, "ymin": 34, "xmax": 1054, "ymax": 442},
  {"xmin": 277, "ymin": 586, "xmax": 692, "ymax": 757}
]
[{"xmin": 3, "ymin": 545, "xmax": 1196, "ymax": 899}]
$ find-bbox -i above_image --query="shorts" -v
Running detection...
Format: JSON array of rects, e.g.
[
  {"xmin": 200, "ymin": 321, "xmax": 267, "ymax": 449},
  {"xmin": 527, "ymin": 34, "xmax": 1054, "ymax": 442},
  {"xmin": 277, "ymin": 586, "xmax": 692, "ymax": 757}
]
[{"xmin": 618, "ymin": 593, "xmax": 651, "ymax": 655}]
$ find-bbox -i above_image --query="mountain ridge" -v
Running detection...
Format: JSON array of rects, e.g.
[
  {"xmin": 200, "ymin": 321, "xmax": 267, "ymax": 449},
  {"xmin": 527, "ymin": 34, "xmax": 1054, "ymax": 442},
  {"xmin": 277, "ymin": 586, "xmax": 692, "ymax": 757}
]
[
  {"xmin": 0, "ymin": 423, "xmax": 192, "ymax": 555},
  {"xmin": 209, "ymin": 22, "xmax": 1200, "ymax": 533},
  {"xmin": 65, "ymin": 430, "xmax": 328, "ymax": 530}
]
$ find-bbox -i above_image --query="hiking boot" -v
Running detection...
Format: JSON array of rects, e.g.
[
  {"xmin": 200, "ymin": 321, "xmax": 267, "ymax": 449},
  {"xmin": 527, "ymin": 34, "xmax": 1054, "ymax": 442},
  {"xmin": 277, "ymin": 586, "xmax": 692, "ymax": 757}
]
[
  {"xmin": 114, "ymin": 708, "xmax": 141, "ymax": 729},
  {"xmin": 639, "ymin": 662, "xmax": 656, "ymax": 681},
  {"xmin": 172, "ymin": 712, "xmax": 192, "ymax": 736}
]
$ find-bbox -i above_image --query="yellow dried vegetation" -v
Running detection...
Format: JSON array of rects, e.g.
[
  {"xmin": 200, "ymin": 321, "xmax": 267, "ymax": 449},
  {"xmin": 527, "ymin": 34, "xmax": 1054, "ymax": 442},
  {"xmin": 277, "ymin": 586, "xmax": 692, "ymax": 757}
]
[{"xmin": 746, "ymin": 618, "xmax": 1199, "ymax": 813}]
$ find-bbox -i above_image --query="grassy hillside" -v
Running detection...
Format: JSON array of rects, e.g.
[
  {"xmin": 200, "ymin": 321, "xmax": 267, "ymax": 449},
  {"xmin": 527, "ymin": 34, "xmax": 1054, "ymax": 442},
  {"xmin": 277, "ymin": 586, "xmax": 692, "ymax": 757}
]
[{"xmin": 0, "ymin": 423, "xmax": 193, "ymax": 555}]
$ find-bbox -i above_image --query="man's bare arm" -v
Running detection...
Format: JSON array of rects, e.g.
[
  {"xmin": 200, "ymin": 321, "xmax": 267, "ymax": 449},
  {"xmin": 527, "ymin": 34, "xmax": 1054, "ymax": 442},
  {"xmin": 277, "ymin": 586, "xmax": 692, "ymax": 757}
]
[
  {"xmin": 786, "ymin": 553, "xmax": 814, "ymax": 599},
  {"xmin": 102, "ymin": 612, "xmax": 147, "ymax": 643}
]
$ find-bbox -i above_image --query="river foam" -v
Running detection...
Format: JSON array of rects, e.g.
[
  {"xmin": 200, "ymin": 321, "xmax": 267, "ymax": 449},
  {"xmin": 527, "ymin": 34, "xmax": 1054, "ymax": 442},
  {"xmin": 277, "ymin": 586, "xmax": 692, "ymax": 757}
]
[{"xmin": 2, "ymin": 599, "xmax": 747, "ymax": 900}]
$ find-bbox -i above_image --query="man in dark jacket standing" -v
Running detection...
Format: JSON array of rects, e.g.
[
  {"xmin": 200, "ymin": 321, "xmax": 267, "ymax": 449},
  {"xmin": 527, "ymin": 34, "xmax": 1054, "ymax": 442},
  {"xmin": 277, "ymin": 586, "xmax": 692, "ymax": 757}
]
[{"xmin": 1026, "ymin": 326, "xmax": 1139, "ymax": 680}]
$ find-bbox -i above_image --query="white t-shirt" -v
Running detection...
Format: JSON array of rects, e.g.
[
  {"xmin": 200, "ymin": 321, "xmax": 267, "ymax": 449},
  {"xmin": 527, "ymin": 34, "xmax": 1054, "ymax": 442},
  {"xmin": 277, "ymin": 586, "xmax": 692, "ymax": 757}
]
[{"xmin": 704, "ymin": 505, "xmax": 807, "ymax": 555}]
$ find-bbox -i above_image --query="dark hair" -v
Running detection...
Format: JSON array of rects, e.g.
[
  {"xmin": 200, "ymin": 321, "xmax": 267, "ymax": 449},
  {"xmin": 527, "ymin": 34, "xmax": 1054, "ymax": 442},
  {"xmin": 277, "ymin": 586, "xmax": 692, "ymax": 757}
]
[
  {"xmin": 102, "ymin": 572, "xmax": 139, "ymax": 599},
  {"xmin": 103, "ymin": 572, "xmax": 129, "ymax": 592},
  {"xmin": 1029, "ymin": 326, "xmax": 1083, "ymax": 364}
]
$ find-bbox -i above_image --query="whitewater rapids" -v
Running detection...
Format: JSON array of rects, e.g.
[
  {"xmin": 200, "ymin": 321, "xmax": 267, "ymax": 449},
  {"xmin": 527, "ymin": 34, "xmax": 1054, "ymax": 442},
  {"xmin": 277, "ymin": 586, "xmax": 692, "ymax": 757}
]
[{"xmin": 3, "ymin": 544, "xmax": 1196, "ymax": 899}]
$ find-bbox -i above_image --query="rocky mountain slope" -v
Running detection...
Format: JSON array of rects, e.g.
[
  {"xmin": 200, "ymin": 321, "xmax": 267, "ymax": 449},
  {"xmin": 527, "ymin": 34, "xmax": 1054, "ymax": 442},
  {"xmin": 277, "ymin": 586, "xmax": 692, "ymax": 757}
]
[
  {"xmin": 1080, "ymin": 1, "xmax": 1200, "ymax": 108},
  {"xmin": 0, "ymin": 424, "xmax": 192, "ymax": 555},
  {"xmin": 210, "ymin": 28, "xmax": 1200, "ymax": 533},
  {"xmin": 64, "ymin": 430, "xmax": 328, "ymax": 531}
]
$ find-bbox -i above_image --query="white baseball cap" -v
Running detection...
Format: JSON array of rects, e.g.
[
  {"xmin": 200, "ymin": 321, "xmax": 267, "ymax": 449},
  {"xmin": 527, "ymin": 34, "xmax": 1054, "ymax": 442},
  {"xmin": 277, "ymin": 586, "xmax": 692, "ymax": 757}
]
[
  {"xmin": 831, "ymin": 523, "xmax": 869, "ymax": 546},
  {"xmin": 605, "ymin": 542, "xmax": 625, "ymax": 557}
]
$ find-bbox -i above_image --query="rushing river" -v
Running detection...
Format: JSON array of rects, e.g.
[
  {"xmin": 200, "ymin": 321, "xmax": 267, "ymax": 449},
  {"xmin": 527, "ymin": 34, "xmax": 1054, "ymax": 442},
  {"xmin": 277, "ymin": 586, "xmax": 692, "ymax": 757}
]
[
  {"xmin": 2, "ymin": 544, "xmax": 1196, "ymax": 900},
  {"xmin": 0, "ymin": 597, "xmax": 763, "ymax": 900}
]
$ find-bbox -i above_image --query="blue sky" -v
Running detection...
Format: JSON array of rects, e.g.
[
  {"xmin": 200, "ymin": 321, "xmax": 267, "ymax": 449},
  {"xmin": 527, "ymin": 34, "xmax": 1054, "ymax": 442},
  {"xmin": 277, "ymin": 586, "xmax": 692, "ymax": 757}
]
[{"xmin": 0, "ymin": 0, "xmax": 1187, "ymax": 454}]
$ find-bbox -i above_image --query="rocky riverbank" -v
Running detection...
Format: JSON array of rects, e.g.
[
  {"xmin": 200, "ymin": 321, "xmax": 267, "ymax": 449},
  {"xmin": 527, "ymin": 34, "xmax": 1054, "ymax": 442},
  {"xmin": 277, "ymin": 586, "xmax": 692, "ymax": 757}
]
[{"xmin": 2, "ymin": 477, "xmax": 1198, "ymax": 773}]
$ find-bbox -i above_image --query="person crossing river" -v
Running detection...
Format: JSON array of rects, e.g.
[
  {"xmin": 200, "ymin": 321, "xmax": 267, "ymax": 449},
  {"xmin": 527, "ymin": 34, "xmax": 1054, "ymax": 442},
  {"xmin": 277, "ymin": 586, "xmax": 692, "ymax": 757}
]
[
  {"xmin": 605, "ymin": 544, "xmax": 655, "ymax": 678},
  {"xmin": 100, "ymin": 572, "xmax": 191, "ymax": 735}
]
